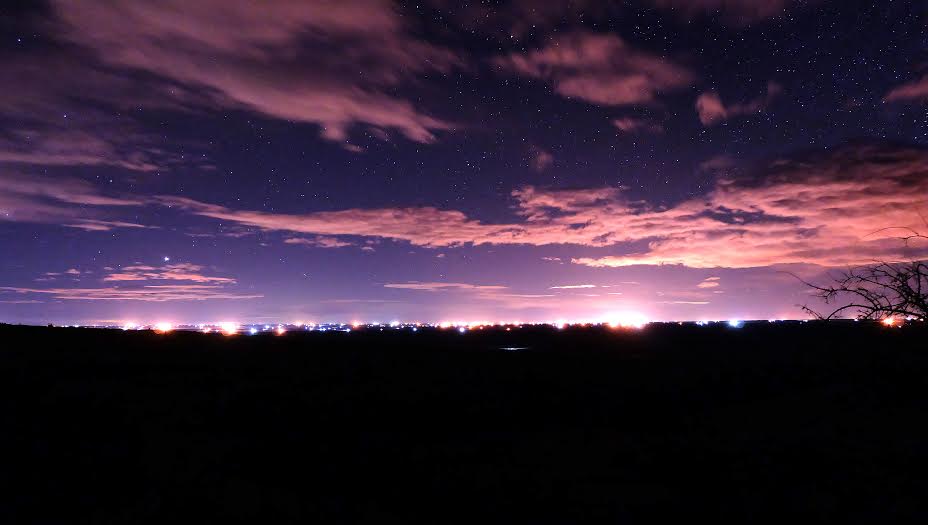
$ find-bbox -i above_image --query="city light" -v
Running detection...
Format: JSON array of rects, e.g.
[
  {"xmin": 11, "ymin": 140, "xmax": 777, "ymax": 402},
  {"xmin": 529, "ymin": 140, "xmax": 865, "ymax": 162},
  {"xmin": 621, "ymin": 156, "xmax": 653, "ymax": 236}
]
[
  {"xmin": 882, "ymin": 317, "xmax": 899, "ymax": 327},
  {"xmin": 276, "ymin": 325, "xmax": 286, "ymax": 336},
  {"xmin": 605, "ymin": 312, "xmax": 649, "ymax": 329},
  {"xmin": 728, "ymin": 319, "xmax": 744, "ymax": 328},
  {"xmin": 218, "ymin": 322, "xmax": 239, "ymax": 336},
  {"xmin": 154, "ymin": 322, "xmax": 173, "ymax": 333}
]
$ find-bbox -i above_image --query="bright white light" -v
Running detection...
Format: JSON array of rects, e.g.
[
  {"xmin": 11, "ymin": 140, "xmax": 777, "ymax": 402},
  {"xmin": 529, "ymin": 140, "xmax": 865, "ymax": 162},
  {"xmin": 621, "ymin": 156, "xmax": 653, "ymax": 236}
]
[
  {"xmin": 439, "ymin": 321, "xmax": 451, "ymax": 329},
  {"xmin": 605, "ymin": 312, "xmax": 649, "ymax": 329},
  {"xmin": 122, "ymin": 322, "xmax": 138, "ymax": 331},
  {"xmin": 695, "ymin": 321, "xmax": 709, "ymax": 326},
  {"xmin": 882, "ymin": 317, "xmax": 898, "ymax": 327},
  {"xmin": 276, "ymin": 325, "xmax": 286, "ymax": 336},
  {"xmin": 412, "ymin": 327, "xmax": 418, "ymax": 332},
  {"xmin": 727, "ymin": 319, "xmax": 743, "ymax": 328},
  {"xmin": 390, "ymin": 320, "xmax": 400, "ymax": 328},
  {"xmin": 154, "ymin": 322, "xmax": 173, "ymax": 333},
  {"xmin": 458, "ymin": 327, "xmax": 467, "ymax": 333},
  {"xmin": 218, "ymin": 322, "xmax": 238, "ymax": 336},
  {"xmin": 249, "ymin": 327, "xmax": 258, "ymax": 335},
  {"xmin": 163, "ymin": 256, "xmax": 170, "ymax": 262}
]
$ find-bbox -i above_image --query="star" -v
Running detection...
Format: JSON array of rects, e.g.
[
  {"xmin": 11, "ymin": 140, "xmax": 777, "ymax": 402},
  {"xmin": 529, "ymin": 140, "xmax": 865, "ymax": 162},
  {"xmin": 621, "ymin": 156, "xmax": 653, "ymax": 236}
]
[{"xmin": 163, "ymin": 256, "xmax": 170, "ymax": 262}]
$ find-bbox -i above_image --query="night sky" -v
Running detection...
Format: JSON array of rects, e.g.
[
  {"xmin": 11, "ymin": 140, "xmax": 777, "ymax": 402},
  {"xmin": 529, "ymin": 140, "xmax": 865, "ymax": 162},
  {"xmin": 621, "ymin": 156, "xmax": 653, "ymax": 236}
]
[{"xmin": 1, "ymin": 0, "xmax": 926, "ymax": 326}]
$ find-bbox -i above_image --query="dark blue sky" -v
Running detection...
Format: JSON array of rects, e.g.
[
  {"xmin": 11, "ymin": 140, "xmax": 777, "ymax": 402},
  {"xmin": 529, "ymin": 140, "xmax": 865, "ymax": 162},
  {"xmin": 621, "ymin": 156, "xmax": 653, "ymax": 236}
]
[{"xmin": 1, "ymin": 0, "xmax": 926, "ymax": 325}]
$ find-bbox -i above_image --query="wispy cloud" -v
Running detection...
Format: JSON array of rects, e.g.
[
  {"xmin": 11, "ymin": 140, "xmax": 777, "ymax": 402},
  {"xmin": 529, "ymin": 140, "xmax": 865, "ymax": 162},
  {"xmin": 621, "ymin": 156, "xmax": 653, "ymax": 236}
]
[
  {"xmin": 696, "ymin": 82, "xmax": 782, "ymax": 126},
  {"xmin": 384, "ymin": 282, "xmax": 508, "ymax": 292},
  {"xmin": 2, "ymin": 262, "xmax": 258, "ymax": 302},
  {"xmin": 156, "ymin": 142, "xmax": 928, "ymax": 269},
  {"xmin": 885, "ymin": 75, "xmax": 928, "ymax": 103},
  {"xmin": 0, "ymin": 285, "xmax": 261, "ymax": 302},
  {"xmin": 51, "ymin": 0, "xmax": 461, "ymax": 146},
  {"xmin": 613, "ymin": 117, "xmax": 664, "ymax": 134},
  {"xmin": 284, "ymin": 236, "xmax": 355, "ymax": 249},
  {"xmin": 0, "ymin": 172, "xmax": 150, "ymax": 231},
  {"xmin": 103, "ymin": 263, "xmax": 236, "ymax": 283},
  {"xmin": 493, "ymin": 31, "xmax": 693, "ymax": 107}
]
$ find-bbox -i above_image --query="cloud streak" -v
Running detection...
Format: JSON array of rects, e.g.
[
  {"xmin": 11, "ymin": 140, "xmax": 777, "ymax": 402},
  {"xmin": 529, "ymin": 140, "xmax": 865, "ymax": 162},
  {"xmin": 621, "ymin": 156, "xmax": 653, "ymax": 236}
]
[
  {"xmin": 696, "ymin": 82, "xmax": 782, "ymax": 126},
  {"xmin": 885, "ymin": 75, "xmax": 928, "ymax": 103},
  {"xmin": 51, "ymin": 0, "xmax": 460, "ymax": 145},
  {"xmin": 2, "ymin": 262, "xmax": 258, "ymax": 302},
  {"xmin": 156, "ymin": 142, "xmax": 928, "ymax": 270},
  {"xmin": 0, "ymin": 172, "xmax": 149, "ymax": 231},
  {"xmin": 494, "ymin": 31, "xmax": 693, "ymax": 106}
]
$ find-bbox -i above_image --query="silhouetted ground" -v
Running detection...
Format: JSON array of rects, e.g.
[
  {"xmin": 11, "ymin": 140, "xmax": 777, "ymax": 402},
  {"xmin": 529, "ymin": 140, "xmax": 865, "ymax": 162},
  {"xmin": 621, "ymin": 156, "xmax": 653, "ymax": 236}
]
[{"xmin": 2, "ymin": 322, "xmax": 927, "ymax": 523}]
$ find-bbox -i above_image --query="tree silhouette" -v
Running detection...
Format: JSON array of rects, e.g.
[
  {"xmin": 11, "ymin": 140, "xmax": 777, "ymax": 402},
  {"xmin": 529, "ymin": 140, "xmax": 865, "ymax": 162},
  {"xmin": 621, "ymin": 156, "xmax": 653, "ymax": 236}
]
[{"xmin": 799, "ymin": 229, "xmax": 928, "ymax": 321}]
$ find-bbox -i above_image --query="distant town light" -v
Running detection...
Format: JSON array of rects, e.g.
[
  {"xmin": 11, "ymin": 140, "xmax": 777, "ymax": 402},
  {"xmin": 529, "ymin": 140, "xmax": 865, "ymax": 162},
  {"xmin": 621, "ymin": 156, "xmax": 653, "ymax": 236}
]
[
  {"xmin": 727, "ymin": 319, "xmax": 744, "ymax": 328},
  {"xmin": 606, "ymin": 312, "xmax": 649, "ymax": 329},
  {"xmin": 218, "ymin": 322, "xmax": 238, "ymax": 336},
  {"xmin": 154, "ymin": 322, "xmax": 173, "ymax": 333}
]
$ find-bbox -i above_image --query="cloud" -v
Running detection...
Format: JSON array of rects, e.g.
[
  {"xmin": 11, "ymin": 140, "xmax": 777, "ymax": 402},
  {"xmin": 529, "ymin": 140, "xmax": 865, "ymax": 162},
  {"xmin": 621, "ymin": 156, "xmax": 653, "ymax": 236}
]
[
  {"xmin": 2, "ymin": 262, "xmax": 258, "ymax": 302},
  {"xmin": 284, "ymin": 236, "xmax": 355, "ymax": 249},
  {"xmin": 885, "ymin": 75, "xmax": 928, "ymax": 103},
  {"xmin": 696, "ymin": 82, "xmax": 782, "ymax": 126},
  {"xmin": 384, "ymin": 282, "xmax": 508, "ymax": 292},
  {"xmin": 0, "ymin": 52, "xmax": 204, "ymax": 172},
  {"xmin": 529, "ymin": 147, "xmax": 554, "ymax": 172},
  {"xmin": 157, "ymin": 142, "xmax": 928, "ymax": 269},
  {"xmin": 493, "ymin": 31, "xmax": 693, "ymax": 106},
  {"xmin": 549, "ymin": 284, "xmax": 597, "ymax": 289},
  {"xmin": 0, "ymin": 285, "xmax": 261, "ymax": 302},
  {"xmin": 0, "ymin": 172, "xmax": 149, "ymax": 231},
  {"xmin": 613, "ymin": 117, "xmax": 664, "ymax": 134},
  {"xmin": 697, "ymin": 277, "xmax": 721, "ymax": 288},
  {"xmin": 50, "ymin": 0, "xmax": 460, "ymax": 145},
  {"xmin": 103, "ymin": 263, "xmax": 236, "ymax": 283}
]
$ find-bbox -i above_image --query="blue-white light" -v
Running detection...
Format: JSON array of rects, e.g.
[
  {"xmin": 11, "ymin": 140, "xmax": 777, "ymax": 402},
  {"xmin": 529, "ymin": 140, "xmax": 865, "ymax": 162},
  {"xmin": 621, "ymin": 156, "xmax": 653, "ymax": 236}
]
[{"xmin": 727, "ymin": 319, "xmax": 743, "ymax": 328}]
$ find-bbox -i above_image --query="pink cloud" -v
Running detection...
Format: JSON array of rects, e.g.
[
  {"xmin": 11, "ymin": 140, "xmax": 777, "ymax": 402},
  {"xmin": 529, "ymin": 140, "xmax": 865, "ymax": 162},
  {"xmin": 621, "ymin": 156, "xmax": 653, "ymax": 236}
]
[
  {"xmin": 51, "ymin": 0, "xmax": 460, "ymax": 145},
  {"xmin": 885, "ymin": 75, "xmax": 928, "ymax": 103},
  {"xmin": 384, "ymin": 282, "xmax": 508, "ymax": 292},
  {"xmin": 158, "ymin": 143, "xmax": 928, "ymax": 269},
  {"xmin": 3, "ymin": 262, "xmax": 257, "ymax": 302},
  {"xmin": 494, "ymin": 31, "xmax": 693, "ymax": 106},
  {"xmin": 0, "ymin": 172, "xmax": 150, "ymax": 231},
  {"xmin": 696, "ymin": 82, "xmax": 782, "ymax": 126},
  {"xmin": 103, "ymin": 263, "xmax": 236, "ymax": 284},
  {"xmin": 529, "ymin": 147, "xmax": 555, "ymax": 172},
  {"xmin": 0, "ymin": 285, "xmax": 261, "ymax": 302},
  {"xmin": 613, "ymin": 117, "xmax": 664, "ymax": 134},
  {"xmin": 284, "ymin": 236, "xmax": 355, "ymax": 249}
]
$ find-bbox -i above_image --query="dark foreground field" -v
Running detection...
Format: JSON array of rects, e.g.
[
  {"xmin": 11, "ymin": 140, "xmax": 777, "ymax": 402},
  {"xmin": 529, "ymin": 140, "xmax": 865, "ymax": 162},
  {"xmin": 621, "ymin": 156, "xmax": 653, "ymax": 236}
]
[{"xmin": 2, "ymin": 322, "xmax": 927, "ymax": 523}]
